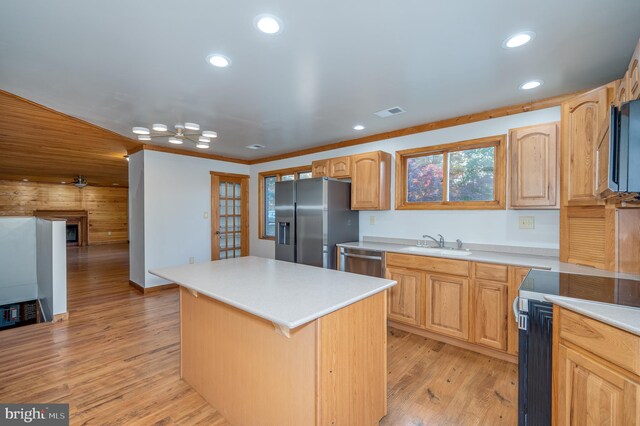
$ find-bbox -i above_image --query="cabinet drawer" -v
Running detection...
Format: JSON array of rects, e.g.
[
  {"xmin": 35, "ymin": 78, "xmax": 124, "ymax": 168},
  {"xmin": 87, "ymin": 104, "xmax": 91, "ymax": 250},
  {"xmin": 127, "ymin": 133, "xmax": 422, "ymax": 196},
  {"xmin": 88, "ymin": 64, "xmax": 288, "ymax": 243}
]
[
  {"xmin": 474, "ymin": 263, "xmax": 509, "ymax": 282},
  {"xmin": 386, "ymin": 253, "xmax": 469, "ymax": 277},
  {"xmin": 558, "ymin": 307, "xmax": 640, "ymax": 376}
]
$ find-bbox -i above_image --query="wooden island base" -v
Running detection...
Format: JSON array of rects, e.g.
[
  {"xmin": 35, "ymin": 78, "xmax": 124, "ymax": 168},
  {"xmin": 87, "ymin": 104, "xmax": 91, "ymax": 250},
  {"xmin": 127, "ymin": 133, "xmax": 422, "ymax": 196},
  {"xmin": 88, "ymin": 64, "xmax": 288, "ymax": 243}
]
[{"xmin": 180, "ymin": 287, "xmax": 387, "ymax": 426}]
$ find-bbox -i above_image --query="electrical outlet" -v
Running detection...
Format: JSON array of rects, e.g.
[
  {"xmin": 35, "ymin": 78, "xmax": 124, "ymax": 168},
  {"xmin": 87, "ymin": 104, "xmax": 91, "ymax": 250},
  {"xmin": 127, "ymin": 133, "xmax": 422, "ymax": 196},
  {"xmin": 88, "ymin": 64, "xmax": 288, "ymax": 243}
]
[
  {"xmin": 189, "ymin": 257, "xmax": 195, "ymax": 264},
  {"xmin": 369, "ymin": 216, "xmax": 376, "ymax": 225},
  {"xmin": 518, "ymin": 216, "xmax": 535, "ymax": 229},
  {"xmin": 203, "ymin": 212, "xmax": 209, "ymax": 219}
]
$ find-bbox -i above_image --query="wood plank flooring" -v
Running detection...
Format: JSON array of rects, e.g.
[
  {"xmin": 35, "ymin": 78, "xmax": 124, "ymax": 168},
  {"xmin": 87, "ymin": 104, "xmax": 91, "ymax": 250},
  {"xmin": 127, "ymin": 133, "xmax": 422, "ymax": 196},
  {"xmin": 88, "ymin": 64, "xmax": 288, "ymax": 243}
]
[{"xmin": 0, "ymin": 244, "xmax": 517, "ymax": 425}]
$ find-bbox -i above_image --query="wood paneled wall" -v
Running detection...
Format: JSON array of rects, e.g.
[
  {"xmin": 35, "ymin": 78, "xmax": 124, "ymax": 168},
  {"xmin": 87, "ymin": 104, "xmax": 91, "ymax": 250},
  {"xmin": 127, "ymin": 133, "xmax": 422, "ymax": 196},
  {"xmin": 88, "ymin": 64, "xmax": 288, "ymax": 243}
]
[{"xmin": 0, "ymin": 180, "xmax": 128, "ymax": 245}]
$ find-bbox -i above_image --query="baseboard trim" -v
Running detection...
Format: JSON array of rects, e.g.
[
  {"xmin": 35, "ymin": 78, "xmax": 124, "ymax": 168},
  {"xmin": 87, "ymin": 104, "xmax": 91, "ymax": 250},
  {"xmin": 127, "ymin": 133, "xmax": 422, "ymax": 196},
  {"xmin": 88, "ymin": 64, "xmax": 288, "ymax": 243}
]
[
  {"xmin": 129, "ymin": 280, "xmax": 178, "ymax": 294},
  {"xmin": 52, "ymin": 312, "xmax": 69, "ymax": 322},
  {"xmin": 388, "ymin": 321, "xmax": 518, "ymax": 364}
]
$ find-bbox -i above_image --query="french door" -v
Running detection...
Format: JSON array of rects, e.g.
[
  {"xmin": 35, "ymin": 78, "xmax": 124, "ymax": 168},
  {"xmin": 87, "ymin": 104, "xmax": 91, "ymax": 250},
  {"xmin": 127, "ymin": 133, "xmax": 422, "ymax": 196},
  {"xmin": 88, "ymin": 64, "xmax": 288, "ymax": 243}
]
[{"xmin": 211, "ymin": 172, "xmax": 249, "ymax": 260}]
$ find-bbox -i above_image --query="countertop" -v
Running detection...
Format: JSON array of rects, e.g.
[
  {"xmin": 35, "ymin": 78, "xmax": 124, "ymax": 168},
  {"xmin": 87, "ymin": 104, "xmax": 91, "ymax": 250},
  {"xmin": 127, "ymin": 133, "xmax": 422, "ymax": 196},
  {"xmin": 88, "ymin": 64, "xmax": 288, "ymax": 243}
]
[
  {"xmin": 150, "ymin": 256, "xmax": 396, "ymax": 330},
  {"xmin": 338, "ymin": 240, "xmax": 640, "ymax": 335},
  {"xmin": 337, "ymin": 241, "xmax": 640, "ymax": 279},
  {"xmin": 545, "ymin": 295, "xmax": 640, "ymax": 336}
]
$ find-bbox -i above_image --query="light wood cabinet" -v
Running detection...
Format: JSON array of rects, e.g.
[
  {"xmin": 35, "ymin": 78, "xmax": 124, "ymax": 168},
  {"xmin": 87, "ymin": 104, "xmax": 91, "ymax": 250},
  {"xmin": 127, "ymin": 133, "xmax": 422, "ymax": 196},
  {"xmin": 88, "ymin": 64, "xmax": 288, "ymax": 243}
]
[
  {"xmin": 473, "ymin": 279, "xmax": 508, "ymax": 351},
  {"xmin": 350, "ymin": 151, "xmax": 392, "ymax": 210},
  {"xmin": 561, "ymin": 85, "xmax": 610, "ymax": 206},
  {"xmin": 629, "ymin": 40, "xmax": 640, "ymax": 101},
  {"xmin": 311, "ymin": 160, "xmax": 329, "ymax": 178},
  {"xmin": 424, "ymin": 273, "xmax": 469, "ymax": 341},
  {"xmin": 328, "ymin": 156, "xmax": 350, "ymax": 178},
  {"xmin": 596, "ymin": 118, "xmax": 614, "ymax": 198},
  {"xmin": 554, "ymin": 306, "xmax": 640, "ymax": 425},
  {"xmin": 509, "ymin": 122, "xmax": 559, "ymax": 209},
  {"xmin": 385, "ymin": 267, "xmax": 423, "ymax": 326},
  {"xmin": 614, "ymin": 72, "xmax": 629, "ymax": 107}
]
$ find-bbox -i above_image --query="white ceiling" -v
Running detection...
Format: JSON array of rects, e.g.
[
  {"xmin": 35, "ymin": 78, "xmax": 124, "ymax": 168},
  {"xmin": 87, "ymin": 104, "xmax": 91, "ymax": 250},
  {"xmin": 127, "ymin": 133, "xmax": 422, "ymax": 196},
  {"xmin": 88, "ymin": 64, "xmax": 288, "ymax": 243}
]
[{"xmin": 1, "ymin": 0, "xmax": 639, "ymax": 160}]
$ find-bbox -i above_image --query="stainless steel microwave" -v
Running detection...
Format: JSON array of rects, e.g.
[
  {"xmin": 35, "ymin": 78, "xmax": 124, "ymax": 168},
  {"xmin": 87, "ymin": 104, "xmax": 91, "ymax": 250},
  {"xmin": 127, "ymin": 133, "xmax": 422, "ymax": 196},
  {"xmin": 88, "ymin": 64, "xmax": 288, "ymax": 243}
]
[{"xmin": 606, "ymin": 99, "xmax": 640, "ymax": 195}]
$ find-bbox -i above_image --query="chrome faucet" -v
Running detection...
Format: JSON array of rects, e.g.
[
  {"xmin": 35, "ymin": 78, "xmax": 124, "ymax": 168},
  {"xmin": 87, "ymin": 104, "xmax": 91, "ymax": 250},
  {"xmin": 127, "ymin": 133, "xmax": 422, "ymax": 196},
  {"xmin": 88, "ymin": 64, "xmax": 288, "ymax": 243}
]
[{"xmin": 422, "ymin": 234, "xmax": 445, "ymax": 248}]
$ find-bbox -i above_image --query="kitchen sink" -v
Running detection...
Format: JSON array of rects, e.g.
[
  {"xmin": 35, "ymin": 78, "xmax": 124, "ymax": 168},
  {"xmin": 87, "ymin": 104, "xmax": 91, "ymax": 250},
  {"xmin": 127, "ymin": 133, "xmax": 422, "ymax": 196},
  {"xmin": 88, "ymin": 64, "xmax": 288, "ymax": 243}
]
[{"xmin": 400, "ymin": 246, "xmax": 472, "ymax": 256}]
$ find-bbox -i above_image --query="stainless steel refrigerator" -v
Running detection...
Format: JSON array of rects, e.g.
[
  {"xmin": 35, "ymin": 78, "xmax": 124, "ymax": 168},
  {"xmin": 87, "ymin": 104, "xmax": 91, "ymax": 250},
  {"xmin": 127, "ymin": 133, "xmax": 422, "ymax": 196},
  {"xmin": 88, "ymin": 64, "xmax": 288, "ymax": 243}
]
[{"xmin": 275, "ymin": 177, "xmax": 359, "ymax": 269}]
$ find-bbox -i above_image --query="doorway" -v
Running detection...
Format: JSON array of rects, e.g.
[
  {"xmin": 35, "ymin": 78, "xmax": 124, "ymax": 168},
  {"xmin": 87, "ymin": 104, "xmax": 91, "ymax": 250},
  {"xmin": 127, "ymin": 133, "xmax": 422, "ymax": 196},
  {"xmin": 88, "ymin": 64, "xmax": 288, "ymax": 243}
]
[{"xmin": 210, "ymin": 172, "xmax": 250, "ymax": 260}]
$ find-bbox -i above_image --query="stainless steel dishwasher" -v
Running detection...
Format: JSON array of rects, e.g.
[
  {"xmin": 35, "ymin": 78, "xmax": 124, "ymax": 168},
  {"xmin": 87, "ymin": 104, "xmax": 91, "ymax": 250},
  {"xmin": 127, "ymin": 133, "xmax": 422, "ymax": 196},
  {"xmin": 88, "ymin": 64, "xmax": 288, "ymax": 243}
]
[{"xmin": 338, "ymin": 246, "xmax": 385, "ymax": 278}]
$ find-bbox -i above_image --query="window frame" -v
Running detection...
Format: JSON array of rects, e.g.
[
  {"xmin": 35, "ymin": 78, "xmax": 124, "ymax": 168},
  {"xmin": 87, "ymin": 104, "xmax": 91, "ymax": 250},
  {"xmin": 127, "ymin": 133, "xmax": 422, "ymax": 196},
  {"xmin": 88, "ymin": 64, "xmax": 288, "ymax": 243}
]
[
  {"xmin": 395, "ymin": 135, "xmax": 506, "ymax": 210},
  {"xmin": 258, "ymin": 165, "xmax": 312, "ymax": 240}
]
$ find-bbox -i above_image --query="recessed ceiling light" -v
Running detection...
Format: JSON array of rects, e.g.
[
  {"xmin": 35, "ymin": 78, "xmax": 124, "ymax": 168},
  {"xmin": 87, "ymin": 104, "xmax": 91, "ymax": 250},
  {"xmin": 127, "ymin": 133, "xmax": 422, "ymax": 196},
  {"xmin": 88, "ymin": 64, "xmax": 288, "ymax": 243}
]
[
  {"xmin": 185, "ymin": 122, "xmax": 200, "ymax": 131},
  {"xmin": 168, "ymin": 137, "xmax": 183, "ymax": 145},
  {"xmin": 202, "ymin": 130, "xmax": 218, "ymax": 138},
  {"xmin": 353, "ymin": 124, "xmax": 365, "ymax": 131},
  {"xmin": 196, "ymin": 143, "xmax": 210, "ymax": 149},
  {"xmin": 152, "ymin": 123, "xmax": 167, "ymax": 132},
  {"xmin": 246, "ymin": 144, "xmax": 266, "ymax": 150},
  {"xmin": 207, "ymin": 54, "xmax": 231, "ymax": 68},
  {"xmin": 138, "ymin": 135, "xmax": 151, "ymax": 141},
  {"xmin": 132, "ymin": 127, "xmax": 150, "ymax": 135},
  {"xmin": 255, "ymin": 14, "xmax": 282, "ymax": 34},
  {"xmin": 502, "ymin": 31, "xmax": 536, "ymax": 49},
  {"xmin": 519, "ymin": 80, "xmax": 543, "ymax": 90}
]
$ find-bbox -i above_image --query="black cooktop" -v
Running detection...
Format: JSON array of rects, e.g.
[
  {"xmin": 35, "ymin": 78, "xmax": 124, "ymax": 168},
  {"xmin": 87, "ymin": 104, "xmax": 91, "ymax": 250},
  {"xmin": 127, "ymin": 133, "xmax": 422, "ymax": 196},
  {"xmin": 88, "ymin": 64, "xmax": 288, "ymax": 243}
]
[{"xmin": 520, "ymin": 269, "xmax": 640, "ymax": 308}]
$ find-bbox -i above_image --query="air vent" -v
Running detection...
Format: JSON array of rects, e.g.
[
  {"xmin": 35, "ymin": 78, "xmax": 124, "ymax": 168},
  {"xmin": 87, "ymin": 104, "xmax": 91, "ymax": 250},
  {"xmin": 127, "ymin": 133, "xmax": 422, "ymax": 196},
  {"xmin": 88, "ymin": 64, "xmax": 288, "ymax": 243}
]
[
  {"xmin": 374, "ymin": 106, "xmax": 406, "ymax": 118},
  {"xmin": 245, "ymin": 144, "xmax": 266, "ymax": 150}
]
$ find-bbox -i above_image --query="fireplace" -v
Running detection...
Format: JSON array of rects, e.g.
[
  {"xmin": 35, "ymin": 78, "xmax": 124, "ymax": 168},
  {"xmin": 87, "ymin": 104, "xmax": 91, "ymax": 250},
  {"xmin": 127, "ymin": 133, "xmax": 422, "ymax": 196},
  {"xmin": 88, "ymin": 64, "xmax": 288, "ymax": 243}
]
[
  {"xmin": 34, "ymin": 210, "xmax": 89, "ymax": 247},
  {"xmin": 66, "ymin": 223, "xmax": 79, "ymax": 245}
]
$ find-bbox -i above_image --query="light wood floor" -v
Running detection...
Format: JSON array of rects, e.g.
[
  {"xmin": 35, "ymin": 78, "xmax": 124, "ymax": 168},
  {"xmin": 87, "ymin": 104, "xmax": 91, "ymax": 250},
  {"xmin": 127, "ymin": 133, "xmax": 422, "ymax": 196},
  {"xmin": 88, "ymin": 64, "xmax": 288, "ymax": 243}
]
[{"xmin": 0, "ymin": 244, "xmax": 517, "ymax": 425}]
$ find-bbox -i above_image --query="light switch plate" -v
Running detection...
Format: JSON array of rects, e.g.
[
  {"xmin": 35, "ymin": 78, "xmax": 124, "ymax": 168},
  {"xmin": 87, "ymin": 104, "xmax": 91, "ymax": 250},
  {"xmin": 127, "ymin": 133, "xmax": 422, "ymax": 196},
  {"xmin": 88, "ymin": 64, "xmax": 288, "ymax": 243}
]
[{"xmin": 518, "ymin": 216, "xmax": 535, "ymax": 229}]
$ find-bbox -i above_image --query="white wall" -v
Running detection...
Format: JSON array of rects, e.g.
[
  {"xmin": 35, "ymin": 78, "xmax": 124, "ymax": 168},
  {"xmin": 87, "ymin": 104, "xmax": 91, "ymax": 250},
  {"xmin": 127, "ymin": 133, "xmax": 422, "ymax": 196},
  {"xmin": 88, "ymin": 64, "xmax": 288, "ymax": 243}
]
[
  {"xmin": 130, "ymin": 150, "xmax": 250, "ymax": 287},
  {"xmin": 250, "ymin": 107, "xmax": 561, "ymax": 259},
  {"xmin": 0, "ymin": 217, "xmax": 38, "ymax": 305},
  {"xmin": 36, "ymin": 219, "xmax": 67, "ymax": 317}
]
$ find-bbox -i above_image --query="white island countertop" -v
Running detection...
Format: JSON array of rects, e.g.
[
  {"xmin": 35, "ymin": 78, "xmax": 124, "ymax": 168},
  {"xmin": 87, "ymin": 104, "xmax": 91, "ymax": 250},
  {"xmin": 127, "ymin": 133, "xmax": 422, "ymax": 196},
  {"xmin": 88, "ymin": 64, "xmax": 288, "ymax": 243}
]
[{"xmin": 150, "ymin": 256, "xmax": 396, "ymax": 330}]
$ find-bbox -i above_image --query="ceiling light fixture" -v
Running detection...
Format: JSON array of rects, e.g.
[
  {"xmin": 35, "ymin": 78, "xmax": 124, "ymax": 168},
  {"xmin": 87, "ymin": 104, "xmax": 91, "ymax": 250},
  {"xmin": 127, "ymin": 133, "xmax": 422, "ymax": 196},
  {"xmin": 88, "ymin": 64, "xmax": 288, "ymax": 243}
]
[
  {"xmin": 132, "ymin": 122, "xmax": 218, "ymax": 149},
  {"xmin": 255, "ymin": 14, "xmax": 282, "ymax": 34},
  {"xmin": 132, "ymin": 127, "xmax": 150, "ymax": 135},
  {"xmin": 246, "ymin": 144, "xmax": 266, "ymax": 150},
  {"xmin": 73, "ymin": 176, "xmax": 88, "ymax": 188},
  {"xmin": 519, "ymin": 80, "xmax": 543, "ymax": 90},
  {"xmin": 353, "ymin": 124, "xmax": 365, "ymax": 131},
  {"xmin": 502, "ymin": 31, "xmax": 536, "ymax": 49},
  {"xmin": 207, "ymin": 54, "xmax": 231, "ymax": 68},
  {"xmin": 196, "ymin": 143, "xmax": 210, "ymax": 149}
]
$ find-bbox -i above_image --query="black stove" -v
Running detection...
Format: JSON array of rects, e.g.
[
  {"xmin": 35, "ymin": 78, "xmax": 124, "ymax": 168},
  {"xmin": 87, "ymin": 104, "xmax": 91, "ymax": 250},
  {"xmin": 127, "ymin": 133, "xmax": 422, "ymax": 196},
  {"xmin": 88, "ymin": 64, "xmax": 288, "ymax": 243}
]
[{"xmin": 520, "ymin": 269, "xmax": 640, "ymax": 308}]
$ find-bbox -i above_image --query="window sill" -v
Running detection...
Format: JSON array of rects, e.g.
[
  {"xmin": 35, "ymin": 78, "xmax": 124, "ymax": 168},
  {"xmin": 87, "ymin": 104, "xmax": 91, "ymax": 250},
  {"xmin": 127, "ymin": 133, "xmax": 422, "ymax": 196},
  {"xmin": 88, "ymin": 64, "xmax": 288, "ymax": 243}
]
[{"xmin": 259, "ymin": 236, "xmax": 276, "ymax": 241}]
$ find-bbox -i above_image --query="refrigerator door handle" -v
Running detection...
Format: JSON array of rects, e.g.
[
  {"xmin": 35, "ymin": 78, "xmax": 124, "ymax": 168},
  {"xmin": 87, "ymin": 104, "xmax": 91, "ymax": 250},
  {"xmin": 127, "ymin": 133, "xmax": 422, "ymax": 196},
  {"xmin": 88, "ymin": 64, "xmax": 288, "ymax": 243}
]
[{"xmin": 322, "ymin": 244, "xmax": 328, "ymax": 269}]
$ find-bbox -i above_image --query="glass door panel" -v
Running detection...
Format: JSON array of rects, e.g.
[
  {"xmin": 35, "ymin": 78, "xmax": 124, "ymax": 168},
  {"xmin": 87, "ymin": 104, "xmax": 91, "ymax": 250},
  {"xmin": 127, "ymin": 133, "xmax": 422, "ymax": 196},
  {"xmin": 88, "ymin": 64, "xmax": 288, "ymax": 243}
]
[{"xmin": 212, "ymin": 173, "xmax": 249, "ymax": 260}]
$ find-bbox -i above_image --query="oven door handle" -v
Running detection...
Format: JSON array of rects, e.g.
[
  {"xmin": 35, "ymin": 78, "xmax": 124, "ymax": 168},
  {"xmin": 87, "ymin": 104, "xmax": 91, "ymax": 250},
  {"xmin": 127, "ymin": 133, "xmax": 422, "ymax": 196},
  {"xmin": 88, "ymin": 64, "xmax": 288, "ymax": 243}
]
[{"xmin": 512, "ymin": 296, "xmax": 520, "ymax": 323}]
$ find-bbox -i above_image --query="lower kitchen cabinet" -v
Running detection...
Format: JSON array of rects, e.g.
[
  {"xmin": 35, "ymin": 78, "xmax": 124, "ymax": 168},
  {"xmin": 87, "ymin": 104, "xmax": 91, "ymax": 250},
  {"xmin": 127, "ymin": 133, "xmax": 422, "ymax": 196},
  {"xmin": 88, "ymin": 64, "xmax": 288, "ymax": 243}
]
[
  {"xmin": 473, "ymin": 279, "xmax": 508, "ymax": 351},
  {"xmin": 385, "ymin": 266, "xmax": 423, "ymax": 327},
  {"xmin": 554, "ymin": 306, "xmax": 640, "ymax": 425},
  {"xmin": 424, "ymin": 273, "xmax": 469, "ymax": 341}
]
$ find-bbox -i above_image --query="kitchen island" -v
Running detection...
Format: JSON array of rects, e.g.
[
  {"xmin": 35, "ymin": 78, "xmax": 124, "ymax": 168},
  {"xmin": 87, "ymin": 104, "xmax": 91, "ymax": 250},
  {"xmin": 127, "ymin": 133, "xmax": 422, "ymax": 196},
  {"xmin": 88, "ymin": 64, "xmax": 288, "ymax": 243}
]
[{"xmin": 150, "ymin": 256, "xmax": 396, "ymax": 426}]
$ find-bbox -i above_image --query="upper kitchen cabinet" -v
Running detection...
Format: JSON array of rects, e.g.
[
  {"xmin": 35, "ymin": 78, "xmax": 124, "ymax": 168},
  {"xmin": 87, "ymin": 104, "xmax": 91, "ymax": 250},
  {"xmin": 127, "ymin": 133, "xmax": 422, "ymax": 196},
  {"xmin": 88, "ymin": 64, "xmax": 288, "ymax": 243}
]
[
  {"xmin": 509, "ymin": 122, "xmax": 559, "ymax": 209},
  {"xmin": 328, "ymin": 156, "xmax": 351, "ymax": 178},
  {"xmin": 561, "ymin": 85, "xmax": 612, "ymax": 206},
  {"xmin": 311, "ymin": 159, "xmax": 329, "ymax": 178},
  {"xmin": 629, "ymin": 39, "xmax": 640, "ymax": 100},
  {"xmin": 351, "ymin": 151, "xmax": 392, "ymax": 210},
  {"xmin": 614, "ymin": 72, "xmax": 629, "ymax": 107}
]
